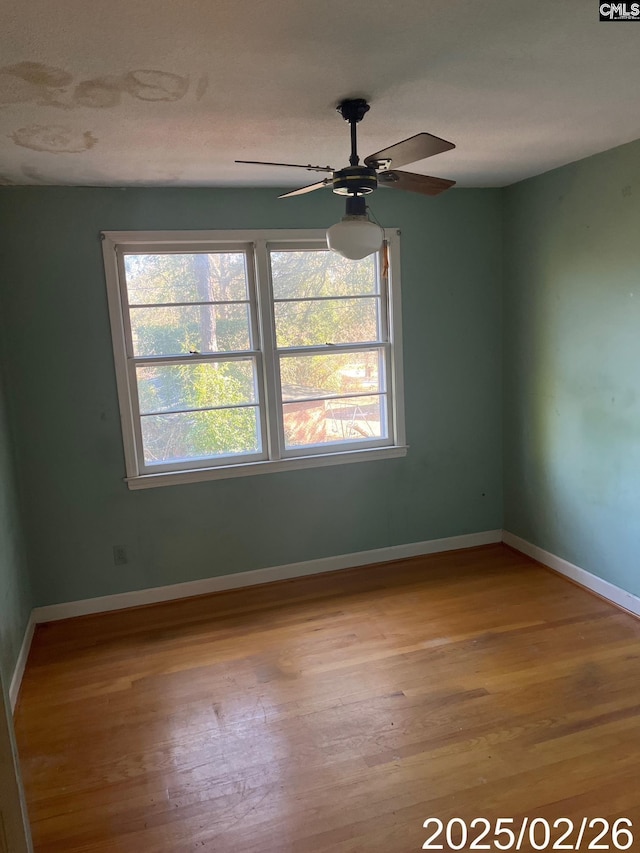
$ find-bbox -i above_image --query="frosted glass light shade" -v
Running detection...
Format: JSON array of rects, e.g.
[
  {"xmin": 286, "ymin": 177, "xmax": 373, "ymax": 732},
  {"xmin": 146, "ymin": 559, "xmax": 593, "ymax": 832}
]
[{"xmin": 326, "ymin": 216, "xmax": 384, "ymax": 260}]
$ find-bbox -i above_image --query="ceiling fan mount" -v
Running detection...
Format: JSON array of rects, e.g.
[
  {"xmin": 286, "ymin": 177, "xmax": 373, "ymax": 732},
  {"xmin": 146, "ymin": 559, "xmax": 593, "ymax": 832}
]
[
  {"xmin": 235, "ymin": 97, "xmax": 456, "ymax": 201},
  {"xmin": 336, "ymin": 98, "xmax": 370, "ymax": 125}
]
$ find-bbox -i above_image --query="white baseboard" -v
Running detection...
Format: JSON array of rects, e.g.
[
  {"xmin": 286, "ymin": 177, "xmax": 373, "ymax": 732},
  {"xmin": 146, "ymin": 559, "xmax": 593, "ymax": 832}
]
[
  {"xmin": 31, "ymin": 530, "xmax": 502, "ymax": 624},
  {"xmin": 7, "ymin": 529, "xmax": 499, "ymax": 710},
  {"xmin": 9, "ymin": 612, "xmax": 35, "ymax": 713},
  {"xmin": 13, "ymin": 529, "xmax": 638, "ymax": 714},
  {"xmin": 503, "ymin": 531, "xmax": 640, "ymax": 618}
]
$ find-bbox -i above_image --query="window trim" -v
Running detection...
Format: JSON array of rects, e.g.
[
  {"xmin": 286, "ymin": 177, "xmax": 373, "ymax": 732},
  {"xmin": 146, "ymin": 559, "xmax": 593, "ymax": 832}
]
[{"xmin": 102, "ymin": 229, "xmax": 407, "ymax": 489}]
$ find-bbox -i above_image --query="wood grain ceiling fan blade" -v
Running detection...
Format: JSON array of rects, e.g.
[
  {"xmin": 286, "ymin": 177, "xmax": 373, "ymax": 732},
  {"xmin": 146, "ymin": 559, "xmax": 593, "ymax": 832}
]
[
  {"xmin": 235, "ymin": 160, "xmax": 334, "ymax": 173},
  {"xmin": 279, "ymin": 180, "xmax": 332, "ymax": 198},
  {"xmin": 377, "ymin": 170, "xmax": 456, "ymax": 196},
  {"xmin": 364, "ymin": 133, "xmax": 455, "ymax": 170}
]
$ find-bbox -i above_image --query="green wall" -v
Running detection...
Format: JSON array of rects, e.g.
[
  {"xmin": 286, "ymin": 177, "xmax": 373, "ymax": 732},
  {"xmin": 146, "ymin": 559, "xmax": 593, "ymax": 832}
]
[
  {"xmin": 2, "ymin": 140, "xmax": 638, "ymax": 623},
  {"xmin": 503, "ymin": 138, "xmax": 640, "ymax": 596},
  {"xmin": 0, "ymin": 339, "xmax": 32, "ymax": 682},
  {"xmin": 0, "ymin": 187, "xmax": 503, "ymax": 607}
]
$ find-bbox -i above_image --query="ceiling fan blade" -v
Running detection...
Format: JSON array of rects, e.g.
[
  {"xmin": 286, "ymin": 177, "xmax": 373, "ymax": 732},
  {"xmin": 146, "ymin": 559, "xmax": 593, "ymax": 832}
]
[
  {"xmin": 279, "ymin": 180, "xmax": 332, "ymax": 198},
  {"xmin": 235, "ymin": 160, "xmax": 334, "ymax": 173},
  {"xmin": 377, "ymin": 170, "xmax": 456, "ymax": 196},
  {"xmin": 364, "ymin": 133, "xmax": 455, "ymax": 170}
]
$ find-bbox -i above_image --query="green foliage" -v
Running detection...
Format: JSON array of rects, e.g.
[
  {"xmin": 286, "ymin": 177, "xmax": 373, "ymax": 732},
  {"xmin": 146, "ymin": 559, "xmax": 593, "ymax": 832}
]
[
  {"xmin": 270, "ymin": 251, "xmax": 375, "ymax": 299},
  {"xmin": 124, "ymin": 252, "xmax": 247, "ymax": 304}
]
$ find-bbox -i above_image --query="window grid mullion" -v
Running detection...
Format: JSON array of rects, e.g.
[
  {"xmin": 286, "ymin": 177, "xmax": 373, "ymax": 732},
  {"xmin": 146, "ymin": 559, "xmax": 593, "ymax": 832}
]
[
  {"xmin": 254, "ymin": 240, "xmax": 283, "ymax": 461},
  {"xmin": 126, "ymin": 357, "xmax": 147, "ymax": 470},
  {"xmin": 117, "ymin": 247, "xmax": 147, "ymax": 472},
  {"xmin": 386, "ymin": 230, "xmax": 405, "ymax": 446},
  {"xmin": 378, "ymin": 245, "xmax": 393, "ymax": 442},
  {"xmin": 273, "ymin": 294, "xmax": 381, "ymax": 304},
  {"xmin": 283, "ymin": 390, "xmax": 387, "ymax": 406},
  {"xmin": 276, "ymin": 341, "xmax": 389, "ymax": 357},
  {"xmin": 129, "ymin": 299, "xmax": 251, "ymax": 309},
  {"xmin": 243, "ymin": 247, "xmax": 269, "ymax": 459},
  {"xmin": 140, "ymin": 401, "xmax": 259, "ymax": 417},
  {"xmin": 130, "ymin": 351, "xmax": 260, "ymax": 367}
]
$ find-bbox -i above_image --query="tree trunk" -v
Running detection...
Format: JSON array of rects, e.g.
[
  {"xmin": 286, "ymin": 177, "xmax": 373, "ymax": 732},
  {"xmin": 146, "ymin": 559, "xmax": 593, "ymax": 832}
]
[{"xmin": 193, "ymin": 254, "xmax": 217, "ymax": 352}]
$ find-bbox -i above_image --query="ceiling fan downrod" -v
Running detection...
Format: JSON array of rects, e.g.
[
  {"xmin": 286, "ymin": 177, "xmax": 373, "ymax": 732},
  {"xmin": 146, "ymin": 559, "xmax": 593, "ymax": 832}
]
[
  {"xmin": 333, "ymin": 99, "xmax": 377, "ymax": 196},
  {"xmin": 336, "ymin": 98, "xmax": 369, "ymax": 166}
]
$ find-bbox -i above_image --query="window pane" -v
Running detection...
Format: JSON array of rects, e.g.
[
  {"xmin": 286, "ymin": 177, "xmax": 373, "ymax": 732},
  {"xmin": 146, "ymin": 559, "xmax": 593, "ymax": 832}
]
[
  {"xmin": 275, "ymin": 298, "xmax": 379, "ymax": 347},
  {"xmin": 141, "ymin": 407, "xmax": 260, "ymax": 464},
  {"xmin": 283, "ymin": 395, "xmax": 386, "ymax": 448},
  {"xmin": 136, "ymin": 360, "xmax": 256, "ymax": 415},
  {"xmin": 270, "ymin": 250, "xmax": 377, "ymax": 299},
  {"xmin": 124, "ymin": 253, "xmax": 248, "ymax": 304},
  {"xmin": 130, "ymin": 304, "xmax": 251, "ymax": 356},
  {"xmin": 280, "ymin": 350, "xmax": 384, "ymax": 400}
]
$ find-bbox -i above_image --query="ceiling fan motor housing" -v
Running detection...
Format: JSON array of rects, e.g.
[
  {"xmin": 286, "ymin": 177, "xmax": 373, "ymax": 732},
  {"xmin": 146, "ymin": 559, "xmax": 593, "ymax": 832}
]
[{"xmin": 332, "ymin": 166, "xmax": 378, "ymax": 196}]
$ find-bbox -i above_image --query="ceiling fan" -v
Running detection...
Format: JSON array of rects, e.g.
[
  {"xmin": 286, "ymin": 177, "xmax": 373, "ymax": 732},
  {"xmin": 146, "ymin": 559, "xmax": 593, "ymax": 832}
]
[{"xmin": 236, "ymin": 98, "xmax": 456, "ymax": 259}]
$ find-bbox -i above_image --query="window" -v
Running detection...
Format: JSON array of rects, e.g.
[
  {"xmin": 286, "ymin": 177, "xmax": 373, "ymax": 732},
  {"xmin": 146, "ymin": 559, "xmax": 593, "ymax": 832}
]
[{"xmin": 102, "ymin": 230, "xmax": 406, "ymax": 488}]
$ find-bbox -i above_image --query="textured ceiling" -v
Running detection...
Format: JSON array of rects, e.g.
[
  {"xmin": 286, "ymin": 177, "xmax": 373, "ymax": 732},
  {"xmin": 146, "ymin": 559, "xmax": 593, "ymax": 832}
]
[{"xmin": 1, "ymin": 0, "xmax": 640, "ymax": 188}]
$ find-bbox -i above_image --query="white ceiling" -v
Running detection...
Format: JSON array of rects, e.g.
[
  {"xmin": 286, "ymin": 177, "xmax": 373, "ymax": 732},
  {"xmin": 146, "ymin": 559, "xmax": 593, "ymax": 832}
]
[{"xmin": 1, "ymin": 0, "xmax": 639, "ymax": 189}]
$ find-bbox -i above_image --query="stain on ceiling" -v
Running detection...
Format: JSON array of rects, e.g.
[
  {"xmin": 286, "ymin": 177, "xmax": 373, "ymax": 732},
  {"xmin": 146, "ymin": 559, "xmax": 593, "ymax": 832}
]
[{"xmin": 1, "ymin": 0, "xmax": 639, "ymax": 188}]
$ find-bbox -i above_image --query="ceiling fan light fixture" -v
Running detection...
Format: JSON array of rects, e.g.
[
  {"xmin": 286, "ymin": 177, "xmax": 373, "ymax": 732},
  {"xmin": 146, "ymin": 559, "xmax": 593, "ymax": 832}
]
[{"xmin": 326, "ymin": 196, "xmax": 383, "ymax": 260}]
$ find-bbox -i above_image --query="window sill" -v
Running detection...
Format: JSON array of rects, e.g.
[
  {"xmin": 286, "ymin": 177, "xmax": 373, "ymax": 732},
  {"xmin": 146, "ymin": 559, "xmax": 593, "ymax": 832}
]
[{"xmin": 125, "ymin": 445, "xmax": 408, "ymax": 490}]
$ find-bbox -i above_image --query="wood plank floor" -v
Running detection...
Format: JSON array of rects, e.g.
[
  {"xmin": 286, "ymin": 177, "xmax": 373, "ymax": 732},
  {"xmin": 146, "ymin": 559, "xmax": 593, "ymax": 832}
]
[{"xmin": 13, "ymin": 544, "xmax": 640, "ymax": 852}]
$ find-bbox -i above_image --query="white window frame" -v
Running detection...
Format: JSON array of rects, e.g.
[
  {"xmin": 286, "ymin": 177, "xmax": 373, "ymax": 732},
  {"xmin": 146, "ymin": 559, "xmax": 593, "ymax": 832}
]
[{"xmin": 101, "ymin": 229, "xmax": 407, "ymax": 489}]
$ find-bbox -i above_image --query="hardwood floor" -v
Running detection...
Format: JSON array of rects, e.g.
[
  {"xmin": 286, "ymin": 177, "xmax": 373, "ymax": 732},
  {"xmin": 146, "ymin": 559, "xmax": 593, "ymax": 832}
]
[{"xmin": 13, "ymin": 544, "xmax": 640, "ymax": 852}]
